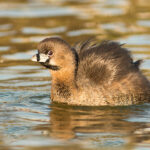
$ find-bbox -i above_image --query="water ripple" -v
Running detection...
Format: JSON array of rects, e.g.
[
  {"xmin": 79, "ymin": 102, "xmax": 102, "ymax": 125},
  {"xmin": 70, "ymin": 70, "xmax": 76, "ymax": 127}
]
[{"xmin": 0, "ymin": 6, "xmax": 76, "ymax": 18}]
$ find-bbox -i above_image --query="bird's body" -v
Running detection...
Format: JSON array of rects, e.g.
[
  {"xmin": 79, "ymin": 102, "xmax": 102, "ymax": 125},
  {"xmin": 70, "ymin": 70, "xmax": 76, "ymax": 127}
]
[{"xmin": 31, "ymin": 37, "xmax": 150, "ymax": 106}]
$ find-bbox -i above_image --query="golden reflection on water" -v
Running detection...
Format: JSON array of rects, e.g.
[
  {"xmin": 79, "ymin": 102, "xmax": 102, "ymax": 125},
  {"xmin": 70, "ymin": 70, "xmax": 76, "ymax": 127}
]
[
  {"xmin": 36, "ymin": 103, "xmax": 150, "ymax": 144},
  {"xmin": 29, "ymin": 102, "xmax": 150, "ymax": 150},
  {"xmin": 0, "ymin": 0, "xmax": 150, "ymax": 150}
]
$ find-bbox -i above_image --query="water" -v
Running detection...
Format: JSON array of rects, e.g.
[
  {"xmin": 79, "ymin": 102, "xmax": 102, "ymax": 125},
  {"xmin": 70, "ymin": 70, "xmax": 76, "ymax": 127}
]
[{"xmin": 0, "ymin": 0, "xmax": 150, "ymax": 150}]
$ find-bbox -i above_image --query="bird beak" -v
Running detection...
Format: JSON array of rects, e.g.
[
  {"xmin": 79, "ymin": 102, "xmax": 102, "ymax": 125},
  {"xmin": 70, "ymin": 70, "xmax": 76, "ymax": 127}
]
[{"xmin": 31, "ymin": 53, "xmax": 49, "ymax": 63}]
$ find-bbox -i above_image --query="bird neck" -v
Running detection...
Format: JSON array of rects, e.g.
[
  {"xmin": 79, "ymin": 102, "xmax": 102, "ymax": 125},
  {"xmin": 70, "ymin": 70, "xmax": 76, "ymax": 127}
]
[{"xmin": 50, "ymin": 67, "xmax": 77, "ymax": 101}]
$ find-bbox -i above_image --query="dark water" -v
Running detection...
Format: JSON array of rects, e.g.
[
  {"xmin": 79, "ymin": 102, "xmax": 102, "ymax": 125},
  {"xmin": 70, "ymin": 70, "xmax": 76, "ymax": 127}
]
[{"xmin": 0, "ymin": 0, "xmax": 150, "ymax": 150}]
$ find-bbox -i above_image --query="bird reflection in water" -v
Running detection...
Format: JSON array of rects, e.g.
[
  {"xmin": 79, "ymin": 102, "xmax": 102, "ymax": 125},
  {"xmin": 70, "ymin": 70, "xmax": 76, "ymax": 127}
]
[{"xmin": 34, "ymin": 102, "xmax": 150, "ymax": 148}]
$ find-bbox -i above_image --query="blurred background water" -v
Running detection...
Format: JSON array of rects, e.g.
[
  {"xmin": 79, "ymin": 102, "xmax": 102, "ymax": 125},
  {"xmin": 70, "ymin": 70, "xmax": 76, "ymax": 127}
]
[{"xmin": 0, "ymin": 0, "xmax": 150, "ymax": 150}]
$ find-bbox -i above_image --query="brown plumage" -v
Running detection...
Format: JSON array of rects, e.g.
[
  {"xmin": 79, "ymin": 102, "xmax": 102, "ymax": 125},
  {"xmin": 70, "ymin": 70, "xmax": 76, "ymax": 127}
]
[{"xmin": 31, "ymin": 37, "xmax": 150, "ymax": 106}]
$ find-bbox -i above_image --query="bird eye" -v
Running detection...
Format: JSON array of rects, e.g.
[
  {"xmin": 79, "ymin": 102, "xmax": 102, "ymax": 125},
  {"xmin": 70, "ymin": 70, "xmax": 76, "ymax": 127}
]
[{"xmin": 48, "ymin": 50, "xmax": 53, "ymax": 56}]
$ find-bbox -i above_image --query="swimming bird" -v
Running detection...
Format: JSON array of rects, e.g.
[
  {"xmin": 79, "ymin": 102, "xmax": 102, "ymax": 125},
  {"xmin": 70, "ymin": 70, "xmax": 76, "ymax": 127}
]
[{"xmin": 31, "ymin": 37, "xmax": 150, "ymax": 106}]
